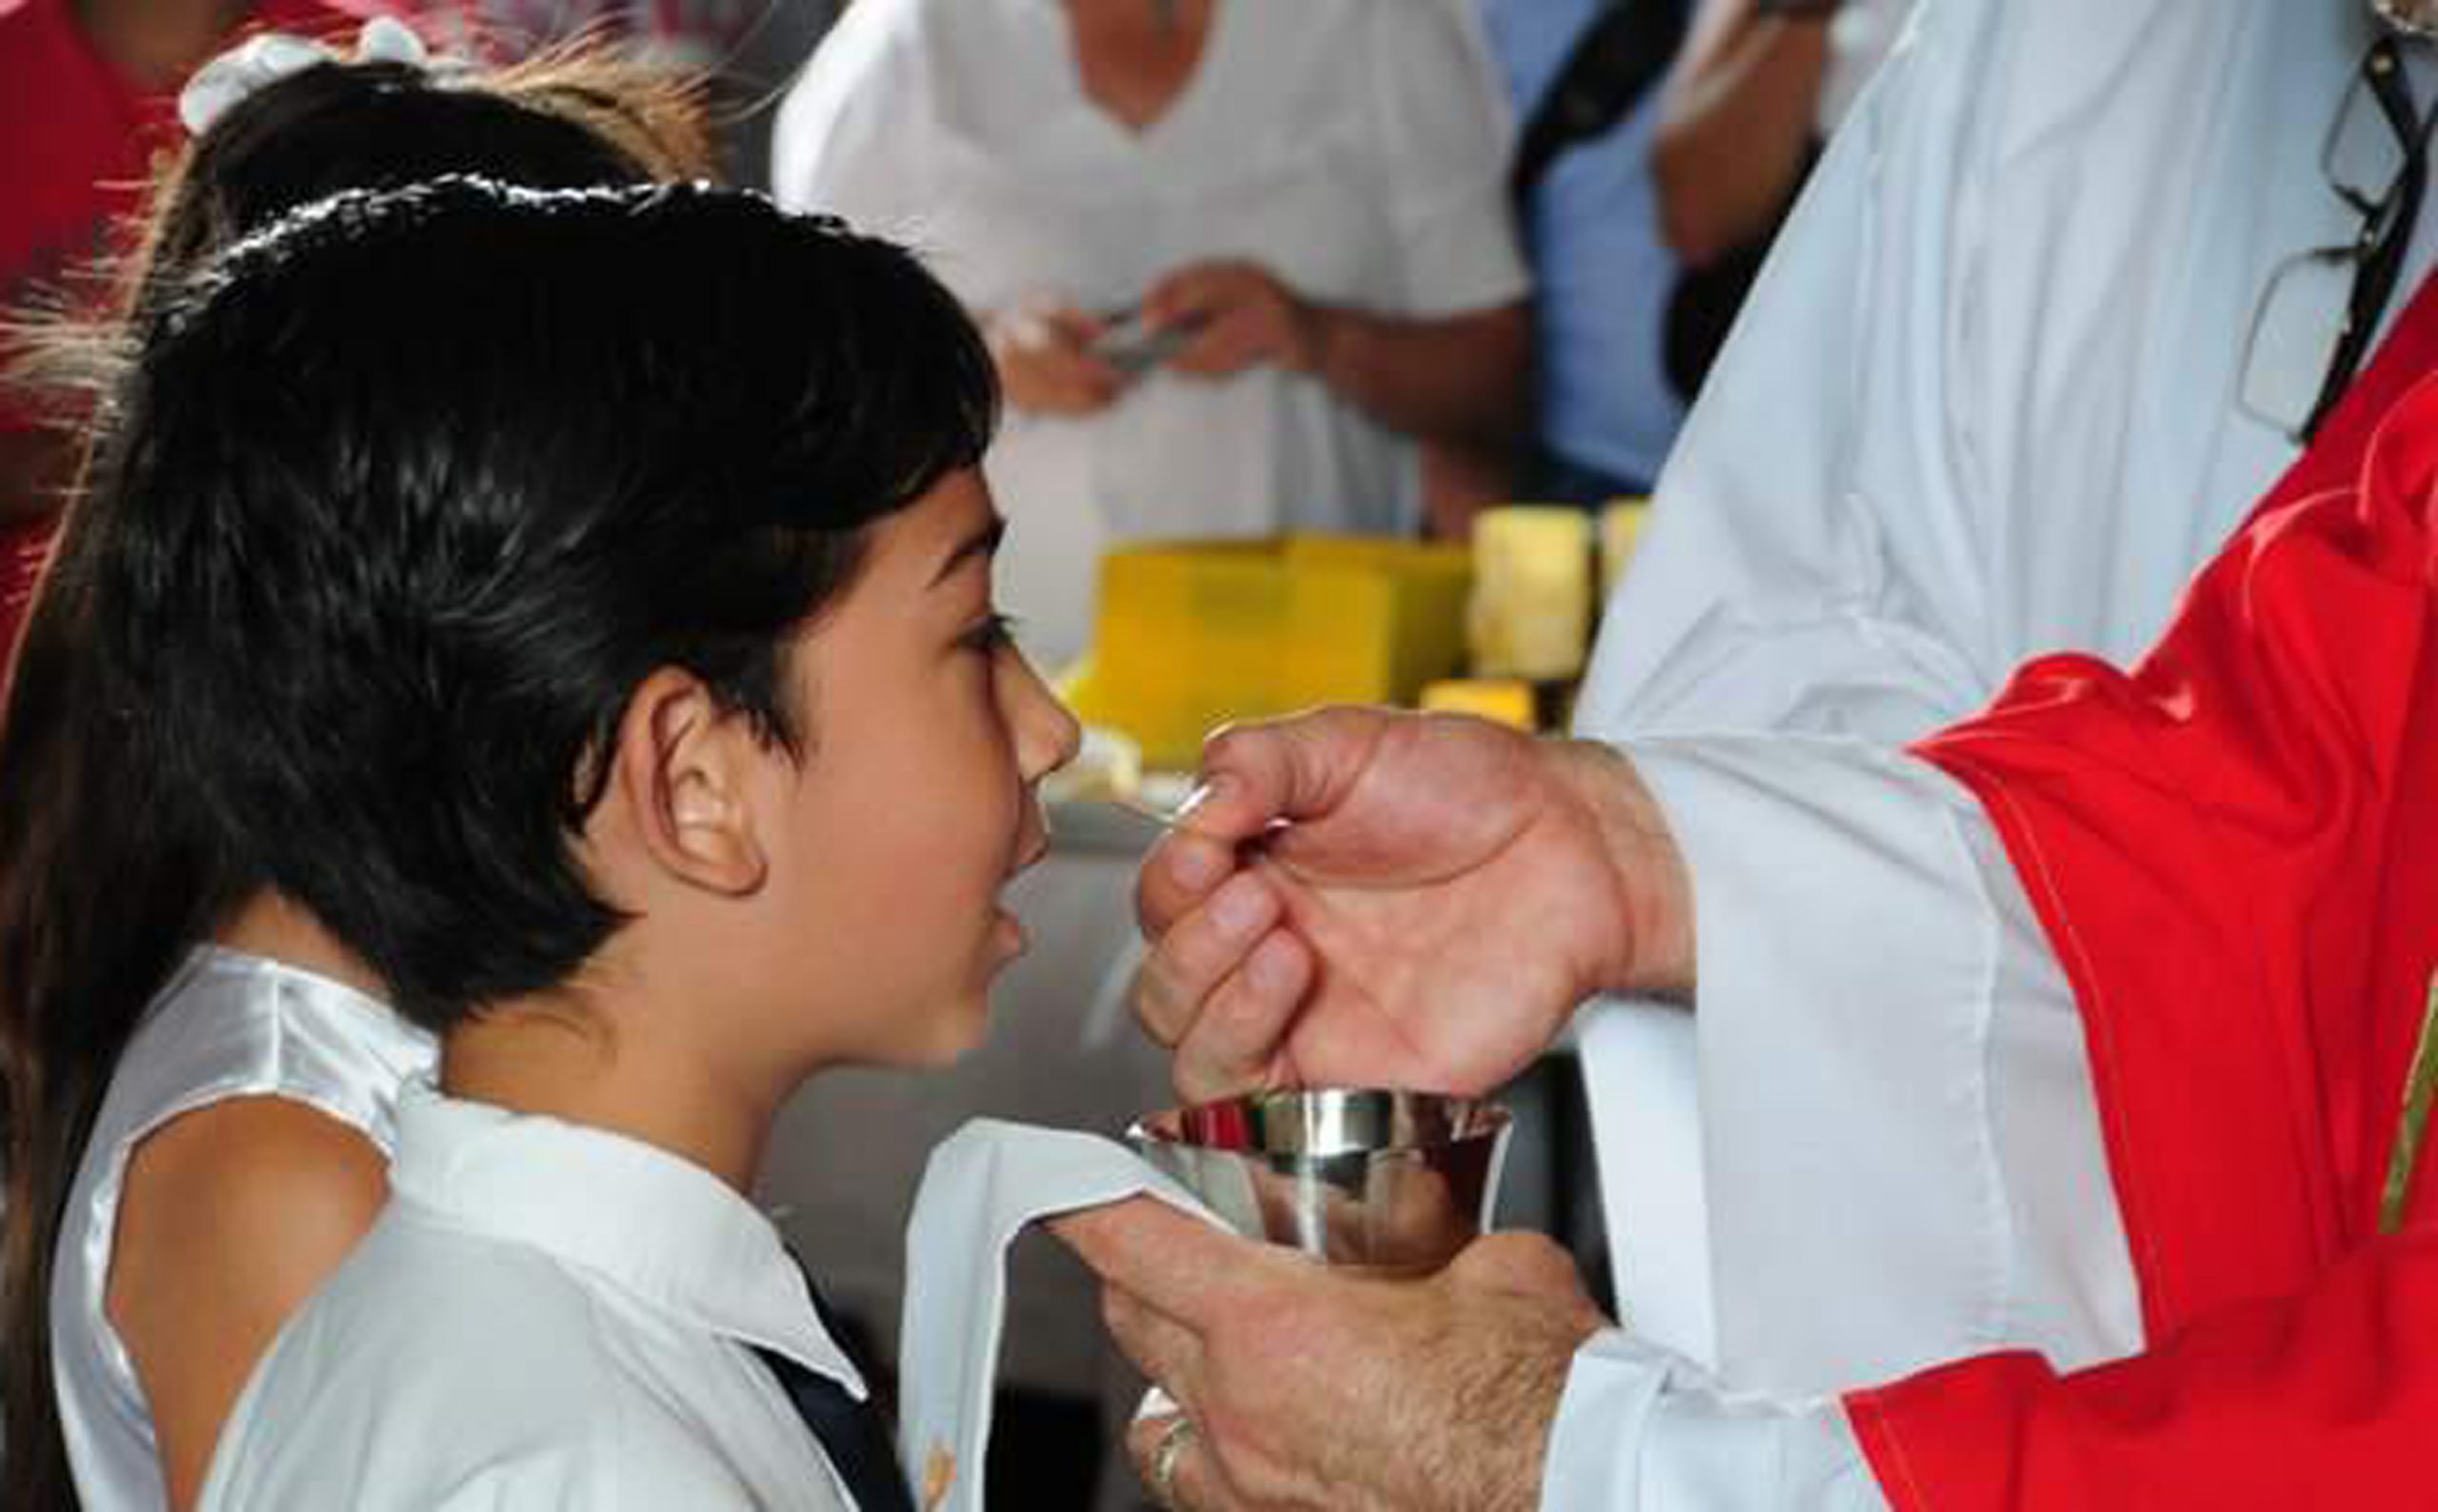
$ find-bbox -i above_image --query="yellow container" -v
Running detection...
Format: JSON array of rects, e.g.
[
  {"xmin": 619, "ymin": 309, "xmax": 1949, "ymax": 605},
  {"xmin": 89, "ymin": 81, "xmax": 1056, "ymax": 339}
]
[
  {"xmin": 1064, "ymin": 536, "xmax": 1473, "ymax": 771},
  {"xmin": 1418, "ymin": 677, "xmax": 1537, "ymax": 731},
  {"xmin": 1469, "ymin": 507, "xmax": 1592, "ymax": 681}
]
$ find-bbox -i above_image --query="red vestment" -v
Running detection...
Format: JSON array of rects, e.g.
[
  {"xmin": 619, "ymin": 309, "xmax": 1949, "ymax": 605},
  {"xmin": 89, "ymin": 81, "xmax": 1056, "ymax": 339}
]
[{"xmin": 1848, "ymin": 275, "xmax": 2438, "ymax": 1505}]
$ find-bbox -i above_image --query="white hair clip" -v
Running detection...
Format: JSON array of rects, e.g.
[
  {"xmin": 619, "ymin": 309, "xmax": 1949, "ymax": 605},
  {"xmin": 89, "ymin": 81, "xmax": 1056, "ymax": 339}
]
[{"xmin": 177, "ymin": 15, "xmax": 431, "ymax": 139}]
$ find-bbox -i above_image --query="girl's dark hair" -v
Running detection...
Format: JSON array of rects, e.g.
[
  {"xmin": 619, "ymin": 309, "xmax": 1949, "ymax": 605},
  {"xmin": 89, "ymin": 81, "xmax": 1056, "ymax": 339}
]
[
  {"xmin": 11, "ymin": 44, "xmax": 714, "ymax": 415},
  {"xmin": 0, "ymin": 49, "xmax": 713, "ymax": 1511}
]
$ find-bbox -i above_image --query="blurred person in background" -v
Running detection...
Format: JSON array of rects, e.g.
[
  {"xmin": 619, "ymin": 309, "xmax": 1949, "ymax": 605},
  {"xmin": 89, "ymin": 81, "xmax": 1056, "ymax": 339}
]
[
  {"xmin": 399, "ymin": 0, "xmax": 843, "ymax": 183},
  {"xmin": 771, "ymin": 0, "xmax": 1531, "ymax": 673},
  {"xmin": 1474, "ymin": 0, "xmax": 1691, "ymax": 507},
  {"xmin": 1649, "ymin": 0, "xmax": 1908, "ymax": 396}
]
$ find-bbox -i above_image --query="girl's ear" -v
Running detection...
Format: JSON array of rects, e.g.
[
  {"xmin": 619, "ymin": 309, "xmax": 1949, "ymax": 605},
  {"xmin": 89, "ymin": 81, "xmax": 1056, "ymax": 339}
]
[{"xmin": 600, "ymin": 667, "xmax": 769, "ymax": 898}]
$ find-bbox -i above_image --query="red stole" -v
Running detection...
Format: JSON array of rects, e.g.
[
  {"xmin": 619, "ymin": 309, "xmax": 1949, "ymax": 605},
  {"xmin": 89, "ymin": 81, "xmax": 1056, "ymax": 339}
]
[{"xmin": 1846, "ymin": 278, "xmax": 2438, "ymax": 1502}]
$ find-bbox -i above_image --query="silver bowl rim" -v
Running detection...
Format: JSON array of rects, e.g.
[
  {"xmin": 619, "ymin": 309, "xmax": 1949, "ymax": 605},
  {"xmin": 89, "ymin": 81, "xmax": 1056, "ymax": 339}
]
[{"xmin": 1126, "ymin": 1086, "xmax": 1513, "ymax": 1158}]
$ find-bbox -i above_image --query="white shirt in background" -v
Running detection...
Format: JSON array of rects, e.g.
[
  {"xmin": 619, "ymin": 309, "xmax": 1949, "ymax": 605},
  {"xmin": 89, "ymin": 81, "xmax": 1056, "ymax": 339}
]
[
  {"xmin": 771, "ymin": 0, "xmax": 1529, "ymax": 669},
  {"xmin": 53, "ymin": 947, "xmax": 434, "ymax": 1512},
  {"xmin": 199, "ymin": 1084, "xmax": 870, "ymax": 1512}
]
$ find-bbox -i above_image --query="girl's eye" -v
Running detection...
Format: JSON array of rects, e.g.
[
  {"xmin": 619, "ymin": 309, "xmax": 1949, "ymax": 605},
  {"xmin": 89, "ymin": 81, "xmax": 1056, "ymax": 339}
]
[{"xmin": 961, "ymin": 612, "xmax": 1019, "ymax": 655}]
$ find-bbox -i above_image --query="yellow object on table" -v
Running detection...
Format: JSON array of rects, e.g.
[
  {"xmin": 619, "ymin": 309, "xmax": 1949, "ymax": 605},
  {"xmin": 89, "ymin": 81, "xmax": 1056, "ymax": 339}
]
[
  {"xmin": 1469, "ymin": 507, "xmax": 1593, "ymax": 681},
  {"xmin": 1062, "ymin": 535, "xmax": 1473, "ymax": 771},
  {"xmin": 1418, "ymin": 678, "xmax": 1537, "ymax": 730}
]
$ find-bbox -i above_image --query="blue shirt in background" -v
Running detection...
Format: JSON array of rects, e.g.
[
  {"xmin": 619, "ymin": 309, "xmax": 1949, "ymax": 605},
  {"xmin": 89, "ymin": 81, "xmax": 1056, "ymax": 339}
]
[{"xmin": 1478, "ymin": 0, "xmax": 1686, "ymax": 498}]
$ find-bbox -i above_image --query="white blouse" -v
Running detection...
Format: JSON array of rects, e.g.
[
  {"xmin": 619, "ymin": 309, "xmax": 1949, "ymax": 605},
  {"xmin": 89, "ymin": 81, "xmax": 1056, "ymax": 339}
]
[
  {"xmin": 51, "ymin": 946, "xmax": 435, "ymax": 1512},
  {"xmin": 773, "ymin": 0, "xmax": 1529, "ymax": 669}
]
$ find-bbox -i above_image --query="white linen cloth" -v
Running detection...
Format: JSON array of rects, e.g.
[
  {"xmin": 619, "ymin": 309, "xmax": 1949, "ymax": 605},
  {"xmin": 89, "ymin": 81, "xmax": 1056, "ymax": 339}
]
[
  {"xmin": 771, "ymin": 0, "xmax": 1529, "ymax": 669},
  {"xmin": 1569, "ymin": 0, "xmax": 2438, "ymax": 1405},
  {"xmin": 894, "ymin": 1120, "xmax": 1891, "ymax": 1511},
  {"xmin": 198, "ymin": 1084, "xmax": 870, "ymax": 1511},
  {"xmin": 897, "ymin": 1119, "xmax": 1220, "ymax": 1512},
  {"xmin": 52, "ymin": 946, "xmax": 434, "ymax": 1512}
]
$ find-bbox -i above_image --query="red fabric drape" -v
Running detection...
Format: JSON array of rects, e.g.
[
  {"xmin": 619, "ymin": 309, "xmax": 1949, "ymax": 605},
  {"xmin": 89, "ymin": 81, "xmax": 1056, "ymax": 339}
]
[{"xmin": 1848, "ymin": 280, "xmax": 2438, "ymax": 1505}]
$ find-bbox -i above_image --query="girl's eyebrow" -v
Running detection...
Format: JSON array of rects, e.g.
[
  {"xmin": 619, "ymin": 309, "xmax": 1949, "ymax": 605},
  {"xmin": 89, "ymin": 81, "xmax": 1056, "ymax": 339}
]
[{"xmin": 929, "ymin": 514, "xmax": 1008, "ymax": 587}]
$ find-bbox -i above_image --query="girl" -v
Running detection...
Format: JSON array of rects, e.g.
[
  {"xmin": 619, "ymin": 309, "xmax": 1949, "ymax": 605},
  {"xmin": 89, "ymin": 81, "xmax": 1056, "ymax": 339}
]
[{"xmin": 0, "ymin": 35, "xmax": 709, "ymax": 1512}]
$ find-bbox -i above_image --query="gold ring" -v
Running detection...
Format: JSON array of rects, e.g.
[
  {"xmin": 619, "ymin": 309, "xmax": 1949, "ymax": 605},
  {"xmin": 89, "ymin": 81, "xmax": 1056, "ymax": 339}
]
[{"xmin": 1149, "ymin": 1415, "xmax": 1197, "ymax": 1507}]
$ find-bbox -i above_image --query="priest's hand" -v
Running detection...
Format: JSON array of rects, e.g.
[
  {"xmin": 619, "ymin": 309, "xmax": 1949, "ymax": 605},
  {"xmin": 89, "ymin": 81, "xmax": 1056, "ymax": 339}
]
[
  {"xmin": 1055, "ymin": 1199, "xmax": 1606, "ymax": 1512},
  {"xmin": 1135, "ymin": 706, "xmax": 1691, "ymax": 1104}
]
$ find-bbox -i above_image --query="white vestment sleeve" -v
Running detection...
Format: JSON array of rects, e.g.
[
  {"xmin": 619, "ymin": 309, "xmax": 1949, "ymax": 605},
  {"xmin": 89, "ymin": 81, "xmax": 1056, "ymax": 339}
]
[
  {"xmin": 1599, "ymin": 738, "xmax": 2141, "ymax": 1396},
  {"xmin": 1574, "ymin": 0, "xmax": 2320, "ymax": 746},
  {"xmin": 1576, "ymin": 999, "xmax": 1713, "ymax": 1363},
  {"xmin": 1538, "ymin": 1330, "xmax": 1884, "ymax": 1511}
]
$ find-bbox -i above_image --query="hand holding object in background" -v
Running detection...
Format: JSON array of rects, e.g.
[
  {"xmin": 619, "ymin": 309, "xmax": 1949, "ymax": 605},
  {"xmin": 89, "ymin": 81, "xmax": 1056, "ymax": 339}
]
[
  {"xmin": 1142, "ymin": 260, "xmax": 1326, "ymax": 381},
  {"xmin": 985, "ymin": 295, "xmax": 1130, "ymax": 415}
]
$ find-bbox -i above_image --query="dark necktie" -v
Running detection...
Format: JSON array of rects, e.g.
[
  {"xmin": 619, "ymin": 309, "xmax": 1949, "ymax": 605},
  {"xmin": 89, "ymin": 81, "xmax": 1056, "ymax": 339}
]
[{"xmin": 752, "ymin": 1275, "xmax": 918, "ymax": 1512}]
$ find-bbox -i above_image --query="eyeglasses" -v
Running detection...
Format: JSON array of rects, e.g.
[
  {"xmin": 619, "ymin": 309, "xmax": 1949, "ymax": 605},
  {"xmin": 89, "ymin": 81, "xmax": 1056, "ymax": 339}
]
[{"xmin": 2239, "ymin": 36, "xmax": 2434, "ymax": 443}]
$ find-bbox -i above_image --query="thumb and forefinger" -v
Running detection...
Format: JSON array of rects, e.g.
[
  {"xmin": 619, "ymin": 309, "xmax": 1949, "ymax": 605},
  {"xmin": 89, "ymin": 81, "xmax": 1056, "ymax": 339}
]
[
  {"xmin": 1141, "ymin": 263, "xmax": 1229, "ymax": 330},
  {"xmin": 1138, "ymin": 709, "xmax": 1384, "ymax": 934}
]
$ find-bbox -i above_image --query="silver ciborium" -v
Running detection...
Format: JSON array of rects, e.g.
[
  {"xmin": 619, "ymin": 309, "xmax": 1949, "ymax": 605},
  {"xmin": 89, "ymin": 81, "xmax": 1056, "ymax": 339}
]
[{"xmin": 1128, "ymin": 1088, "xmax": 1512, "ymax": 1274}]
